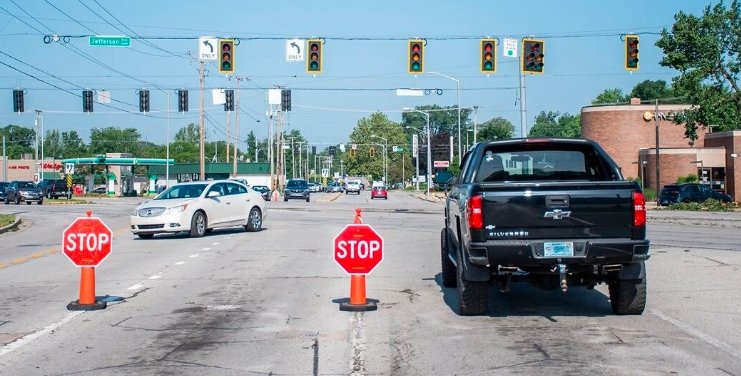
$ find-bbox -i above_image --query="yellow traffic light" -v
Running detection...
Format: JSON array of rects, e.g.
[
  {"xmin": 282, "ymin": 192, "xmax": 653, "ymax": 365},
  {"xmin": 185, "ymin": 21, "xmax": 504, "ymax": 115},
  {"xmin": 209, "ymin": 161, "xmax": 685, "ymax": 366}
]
[
  {"xmin": 408, "ymin": 39, "xmax": 424, "ymax": 74},
  {"xmin": 219, "ymin": 39, "xmax": 235, "ymax": 74},
  {"xmin": 480, "ymin": 39, "xmax": 496, "ymax": 73},
  {"xmin": 625, "ymin": 35, "xmax": 639, "ymax": 71},
  {"xmin": 522, "ymin": 38, "xmax": 544, "ymax": 74}
]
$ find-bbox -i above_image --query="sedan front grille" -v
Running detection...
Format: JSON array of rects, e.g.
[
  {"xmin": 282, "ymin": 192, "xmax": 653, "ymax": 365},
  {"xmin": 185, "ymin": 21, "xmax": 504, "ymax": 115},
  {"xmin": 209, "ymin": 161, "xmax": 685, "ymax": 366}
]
[
  {"xmin": 137, "ymin": 224, "xmax": 164, "ymax": 230},
  {"xmin": 137, "ymin": 207, "xmax": 166, "ymax": 217}
]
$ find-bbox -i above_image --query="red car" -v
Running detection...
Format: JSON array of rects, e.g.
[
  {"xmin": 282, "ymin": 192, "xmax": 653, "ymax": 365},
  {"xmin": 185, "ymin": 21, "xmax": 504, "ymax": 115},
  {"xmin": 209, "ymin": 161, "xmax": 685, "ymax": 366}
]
[{"xmin": 370, "ymin": 186, "xmax": 387, "ymax": 200}]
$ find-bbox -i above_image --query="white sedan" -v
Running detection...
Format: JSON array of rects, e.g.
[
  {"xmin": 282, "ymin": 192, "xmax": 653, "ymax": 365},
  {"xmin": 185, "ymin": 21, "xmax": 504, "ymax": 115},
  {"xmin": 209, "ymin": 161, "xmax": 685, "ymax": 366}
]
[{"xmin": 130, "ymin": 180, "xmax": 267, "ymax": 239}]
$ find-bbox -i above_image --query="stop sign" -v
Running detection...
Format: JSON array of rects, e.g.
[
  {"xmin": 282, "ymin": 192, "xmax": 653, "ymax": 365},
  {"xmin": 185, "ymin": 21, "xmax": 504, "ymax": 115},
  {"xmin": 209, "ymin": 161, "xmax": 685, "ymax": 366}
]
[
  {"xmin": 334, "ymin": 224, "xmax": 383, "ymax": 274},
  {"xmin": 62, "ymin": 216, "xmax": 112, "ymax": 267}
]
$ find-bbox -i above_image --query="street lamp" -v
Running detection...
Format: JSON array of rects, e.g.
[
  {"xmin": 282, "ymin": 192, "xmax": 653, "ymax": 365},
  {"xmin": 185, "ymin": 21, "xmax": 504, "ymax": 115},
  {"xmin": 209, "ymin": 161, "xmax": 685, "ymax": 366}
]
[
  {"xmin": 371, "ymin": 135, "xmax": 388, "ymax": 184},
  {"xmin": 428, "ymin": 71, "xmax": 461, "ymax": 163},
  {"xmin": 405, "ymin": 125, "xmax": 421, "ymax": 192},
  {"xmin": 404, "ymin": 108, "xmax": 432, "ymax": 196}
]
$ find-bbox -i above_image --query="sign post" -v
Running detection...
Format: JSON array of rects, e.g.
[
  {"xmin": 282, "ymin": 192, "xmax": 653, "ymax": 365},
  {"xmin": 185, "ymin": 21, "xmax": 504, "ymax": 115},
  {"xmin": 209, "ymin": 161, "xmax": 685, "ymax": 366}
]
[
  {"xmin": 63, "ymin": 211, "xmax": 112, "ymax": 310},
  {"xmin": 333, "ymin": 209, "xmax": 383, "ymax": 311}
]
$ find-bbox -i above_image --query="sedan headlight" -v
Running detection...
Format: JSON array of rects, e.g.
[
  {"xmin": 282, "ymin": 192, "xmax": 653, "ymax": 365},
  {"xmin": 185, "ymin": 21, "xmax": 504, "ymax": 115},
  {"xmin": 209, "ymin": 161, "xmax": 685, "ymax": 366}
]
[{"xmin": 165, "ymin": 204, "xmax": 188, "ymax": 215}]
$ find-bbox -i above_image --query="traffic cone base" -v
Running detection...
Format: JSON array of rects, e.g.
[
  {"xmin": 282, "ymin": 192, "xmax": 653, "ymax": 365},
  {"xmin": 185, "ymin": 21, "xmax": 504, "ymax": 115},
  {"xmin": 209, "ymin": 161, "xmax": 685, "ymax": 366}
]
[{"xmin": 339, "ymin": 274, "xmax": 377, "ymax": 312}]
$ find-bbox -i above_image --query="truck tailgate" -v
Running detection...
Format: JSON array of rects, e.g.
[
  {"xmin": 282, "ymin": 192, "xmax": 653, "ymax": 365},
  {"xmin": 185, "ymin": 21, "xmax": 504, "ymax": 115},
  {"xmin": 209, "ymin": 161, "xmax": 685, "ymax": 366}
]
[{"xmin": 479, "ymin": 181, "xmax": 635, "ymax": 239}]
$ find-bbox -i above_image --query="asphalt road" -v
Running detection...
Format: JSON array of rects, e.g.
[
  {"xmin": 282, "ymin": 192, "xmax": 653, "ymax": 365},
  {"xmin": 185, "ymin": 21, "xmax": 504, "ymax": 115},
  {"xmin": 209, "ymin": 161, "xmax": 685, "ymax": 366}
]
[{"xmin": 0, "ymin": 192, "xmax": 740, "ymax": 375}]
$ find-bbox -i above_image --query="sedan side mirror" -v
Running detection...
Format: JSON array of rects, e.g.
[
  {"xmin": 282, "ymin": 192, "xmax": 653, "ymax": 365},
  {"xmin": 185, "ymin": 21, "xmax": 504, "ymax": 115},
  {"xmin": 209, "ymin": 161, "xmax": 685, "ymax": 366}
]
[{"xmin": 207, "ymin": 190, "xmax": 221, "ymax": 198}]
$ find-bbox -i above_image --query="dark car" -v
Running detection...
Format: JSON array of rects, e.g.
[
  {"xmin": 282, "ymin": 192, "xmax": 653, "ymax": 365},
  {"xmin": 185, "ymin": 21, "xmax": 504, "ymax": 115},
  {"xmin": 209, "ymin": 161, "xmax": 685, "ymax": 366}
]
[
  {"xmin": 252, "ymin": 185, "xmax": 271, "ymax": 201},
  {"xmin": 36, "ymin": 179, "xmax": 70, "ymax": 199},
  {"xmin": 659, "ymin": 183, "xmax": 732, "ymax": 206},
  {"xmin": 0, "ymin": 182, "xmax": 8, "ymax": 201},
  {"xmin": 284, "ymin": 179, "xmax": 310, "ymax": 202},
  {"xmin": 4, "ymin": 180, "xmax": 43, "ymax": 205}
]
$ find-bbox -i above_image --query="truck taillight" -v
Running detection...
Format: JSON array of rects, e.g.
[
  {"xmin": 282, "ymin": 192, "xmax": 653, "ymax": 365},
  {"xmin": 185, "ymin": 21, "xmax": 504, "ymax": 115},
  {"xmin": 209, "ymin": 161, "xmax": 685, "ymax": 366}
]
[
  {"xmin": 633, "ymin": 191, "xmax": 646, "ymax": 227},
  {"xmin": 467, "ymin": 194, "xmax": 484, "ymax": 229}
]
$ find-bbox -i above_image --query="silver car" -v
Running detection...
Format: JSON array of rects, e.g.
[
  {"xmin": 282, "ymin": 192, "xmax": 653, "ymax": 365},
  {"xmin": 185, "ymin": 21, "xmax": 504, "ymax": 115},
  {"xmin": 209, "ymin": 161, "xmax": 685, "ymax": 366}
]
[{"xmin": 130, "ymin": 180, "xmax": 267, "ymax": 239}]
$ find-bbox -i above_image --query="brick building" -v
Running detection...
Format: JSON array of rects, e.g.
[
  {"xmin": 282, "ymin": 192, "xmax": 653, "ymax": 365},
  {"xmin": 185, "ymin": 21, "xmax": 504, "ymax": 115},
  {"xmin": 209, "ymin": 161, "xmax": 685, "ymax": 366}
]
[{"xmin": 581, "ymin": 100, "xmax": 740, "ymax": 200}]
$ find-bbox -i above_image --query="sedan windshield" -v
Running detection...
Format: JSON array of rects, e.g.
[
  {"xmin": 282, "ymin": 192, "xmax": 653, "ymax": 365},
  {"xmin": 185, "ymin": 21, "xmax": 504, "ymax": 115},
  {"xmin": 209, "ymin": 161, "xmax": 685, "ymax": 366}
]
[{"xmin": 155, "ymin": 184, "xmax": 208, "ymax": 199}]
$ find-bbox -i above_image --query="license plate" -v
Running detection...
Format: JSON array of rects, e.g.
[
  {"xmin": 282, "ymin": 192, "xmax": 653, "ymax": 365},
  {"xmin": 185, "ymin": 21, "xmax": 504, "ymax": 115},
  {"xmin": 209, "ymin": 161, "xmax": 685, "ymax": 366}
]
[{"xmin": 544, "ymin": 242, "xmax": 574, "ymax": 257}]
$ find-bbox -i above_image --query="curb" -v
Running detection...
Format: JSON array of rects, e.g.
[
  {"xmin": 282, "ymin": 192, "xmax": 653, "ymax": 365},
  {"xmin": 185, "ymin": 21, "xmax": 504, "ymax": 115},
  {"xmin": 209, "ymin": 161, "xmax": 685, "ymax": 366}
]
[{"xmin": 0, "ymin": 218, "xmax": 22, "ymax": 234}]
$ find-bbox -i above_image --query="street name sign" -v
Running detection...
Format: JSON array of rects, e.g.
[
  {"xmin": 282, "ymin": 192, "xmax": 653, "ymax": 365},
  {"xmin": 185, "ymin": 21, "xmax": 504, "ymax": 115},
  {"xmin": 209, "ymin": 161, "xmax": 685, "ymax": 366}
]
[{"xmin": 89, "ymin": 36, "xmax": 131, "ymax": 47}]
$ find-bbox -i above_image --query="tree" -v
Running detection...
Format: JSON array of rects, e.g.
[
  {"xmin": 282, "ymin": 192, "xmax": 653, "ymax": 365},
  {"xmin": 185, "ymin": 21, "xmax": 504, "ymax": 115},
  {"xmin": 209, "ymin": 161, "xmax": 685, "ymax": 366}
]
[
  {"xmin": 477, "ymin": 117, "xmax": 514, "ymax": 141},
  {"xmin": 591, "ymin": 88, "xmax": 629, "ymax": 105},
  {"xmin": 89, "ymin": 127, "xmax": 142, "ymax": 155},
  {"xmin": 175, "ymin": 123, "xmax": 200, "ymax": 143},
  {"xmin": 43, "ymin": 129, "xmax": 62, "ymax": 159},
  {"xmin": 630, "ymin": 80, "xmax": 674, "ymax": 101},
  {"xmin": 346, "ymin": 112, "xmax": 406, "ymax": 183},
  {"xmin": 656, "ymin": 0, "xmax": 741, "ymax": 140},
  {"xmin": 245, "ymin": 131, "xmax": 257, "ymax": 162},
  {"xmin": 528, "ymin": 111, "xmax": 581, "ymax": 138},
  {"xmin": 61, "ymin": 131, "xmax": 86, "ymax": 158},
  {"xmin": 0, "ymin": 125, "xmax": 35, "ymax": 158}
]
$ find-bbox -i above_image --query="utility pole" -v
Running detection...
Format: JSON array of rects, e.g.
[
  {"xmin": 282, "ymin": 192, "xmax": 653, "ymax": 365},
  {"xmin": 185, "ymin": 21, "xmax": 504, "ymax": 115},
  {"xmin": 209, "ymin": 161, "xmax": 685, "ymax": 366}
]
[
  {"xmin": 473, "ymin": 105, "xmax": 478, "ymax": 144},
  {"xmin": 199, "ymin": 60, "xmax": 205, "ymax": 181},
  {"xmin": 655, "ymin": 98, "xmax": 660, "ymax": 205},
  {"xmin": 233, "ymin": 76, "xmax": 243, "ymax": 177},
  {"xmin": 3, "ymin": 135, "xmax": 7, "ymax": 182},
  {"xmin": 34, "ymin": 110, "xmax": 43, "ymax": 182},
  {"xmin": 225, "ymin": 91, "xmax": 230, "ymax": 163},
  {"xmin": 519, "ymin": 56, "xmax": 528, "ymax": 138}
]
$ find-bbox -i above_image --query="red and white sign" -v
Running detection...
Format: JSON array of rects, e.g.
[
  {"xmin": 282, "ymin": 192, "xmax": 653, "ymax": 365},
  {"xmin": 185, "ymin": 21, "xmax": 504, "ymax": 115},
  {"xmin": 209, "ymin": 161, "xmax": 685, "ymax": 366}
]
[
  {"xmin": 62, "ymin": 217, "xmax": 112, "ymax": 267},
  {"xmin": 333, "ymin": 224, "xmax": 384, "ymax": 275},
  {"xmin": 434, "ymin": 160, "xmax": 450, "ymax": 168}
]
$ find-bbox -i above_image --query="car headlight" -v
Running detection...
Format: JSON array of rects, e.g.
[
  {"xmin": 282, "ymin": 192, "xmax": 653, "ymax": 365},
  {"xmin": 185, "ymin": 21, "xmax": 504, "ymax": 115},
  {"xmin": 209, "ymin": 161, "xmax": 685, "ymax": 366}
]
[{"xmin": 165, "ymin": 204, "xmax": 188, "ymax": 215}]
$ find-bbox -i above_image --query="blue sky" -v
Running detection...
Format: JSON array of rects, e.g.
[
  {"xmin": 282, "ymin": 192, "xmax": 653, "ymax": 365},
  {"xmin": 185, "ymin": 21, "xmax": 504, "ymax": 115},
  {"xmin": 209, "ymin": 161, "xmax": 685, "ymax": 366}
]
[{"xmin": 0, "ymin": 0, "xmax": 715, "ymax": 149}]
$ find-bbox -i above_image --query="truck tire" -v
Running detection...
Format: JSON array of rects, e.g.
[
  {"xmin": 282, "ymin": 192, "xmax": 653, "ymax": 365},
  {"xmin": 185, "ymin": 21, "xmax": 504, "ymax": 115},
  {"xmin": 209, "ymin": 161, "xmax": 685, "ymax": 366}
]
[
  {"xmin": 608, "ymin": 278, "xmax": 646, "ymax": 315},
  {"xmin": 440, "ymin": 228, "xmax": 456, "ymax": 287},
  {"xmin": 456, "ymin": 251, "xmax": 488, "ymax": 316}
]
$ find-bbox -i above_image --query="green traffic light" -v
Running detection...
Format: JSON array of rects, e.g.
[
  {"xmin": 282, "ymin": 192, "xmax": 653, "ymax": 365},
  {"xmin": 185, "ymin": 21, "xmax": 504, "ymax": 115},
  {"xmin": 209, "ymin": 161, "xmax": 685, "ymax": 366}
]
[
  {"xmin": 222, "ymin": 62, "xmax": 231, "ymax": 70},
  {"xmin": 310, "ymin": 61, "xmax": 319, "ymax": 70},
  {"xmin": 411, "ymin": 62, "xmax": 420, "ymax": 71},
  {"xmin": 484, "ymin": 61, "xmax": 493, "ymax": 70}
]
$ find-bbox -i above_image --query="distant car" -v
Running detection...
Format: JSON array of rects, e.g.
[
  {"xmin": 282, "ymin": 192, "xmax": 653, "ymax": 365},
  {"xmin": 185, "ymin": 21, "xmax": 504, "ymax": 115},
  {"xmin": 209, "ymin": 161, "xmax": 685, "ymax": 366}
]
[
  {"xmin": 371, "ymin": 185, "xmax": 388, "ymax": 200},
  {"xmin": 228, "ymin": 177, "xmax": 250, "ymax": 188},
  {"xmin": 659, "ymin": 183, "xmax": 732, "ymax": 206},
  {"xmin": 36, "ymin": 179, "xmax": 70, "ymax": 199},
  {"xmin": 4, "ymin": 180, "xmax": 43, "ymax": 205},
  {"xmin": 325, "ymin": 182, "xmax": 343, "ymax": 193},
  {"xmin": 252, "ymin": 185, "xmax": 271, "ymax": 201},
  {"xmin": 130, "ymin": 180, "xmax": 267, "ymax": 239},
  {"xmin": 92, "ymin": 186, "xmax": 107, "ymax": 194},
  {"xmin": 308, "ymin": 183, "xmax": 322, "ymax": 193},
  {"xmin": 0, "ymin": 182, "xmax": 8, "ymax": 201},
  {"xmin": 284, "ymin": 179, "xmax": 310, "ymax": 202},
  {"xmin": 345, "ymin": 181, "xmax": 361, "ymax": 195}
]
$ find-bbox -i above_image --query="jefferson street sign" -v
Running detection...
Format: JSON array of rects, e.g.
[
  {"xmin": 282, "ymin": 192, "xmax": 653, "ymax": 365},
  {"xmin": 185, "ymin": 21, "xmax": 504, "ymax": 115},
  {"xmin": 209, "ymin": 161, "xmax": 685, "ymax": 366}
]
[{"xmin": 89, "ymin": 36, "xmax": 131, "ymax": 47}]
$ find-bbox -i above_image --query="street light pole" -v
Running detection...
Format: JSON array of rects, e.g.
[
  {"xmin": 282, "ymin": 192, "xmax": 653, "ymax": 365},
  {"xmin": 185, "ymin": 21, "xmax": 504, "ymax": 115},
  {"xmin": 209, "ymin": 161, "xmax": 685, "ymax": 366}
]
[
  {"xmin": 406, "ymin": 126, "xmax": 421, "ymax": 192},
  {"xmin": 371, "ymin": 135, "xmax": 388, "ymax": 184},
  {"xmin": 404, "ymin": 108, "xmax": 432, "ymax": 196},
  {"xmin": 429, "ymin": 71, "xmax": 461, "ymax": 163}
]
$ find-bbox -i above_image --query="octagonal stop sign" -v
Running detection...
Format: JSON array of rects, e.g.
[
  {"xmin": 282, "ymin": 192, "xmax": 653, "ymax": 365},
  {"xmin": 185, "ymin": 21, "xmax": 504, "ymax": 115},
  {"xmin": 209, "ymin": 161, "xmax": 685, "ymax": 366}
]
[
  {"xmin": 334, "ymin": 224, "xmax": 383, "ymax": 274},
  {"xmin": 62, "ymin": 216, "xmax": 112, "ymax": 267}
]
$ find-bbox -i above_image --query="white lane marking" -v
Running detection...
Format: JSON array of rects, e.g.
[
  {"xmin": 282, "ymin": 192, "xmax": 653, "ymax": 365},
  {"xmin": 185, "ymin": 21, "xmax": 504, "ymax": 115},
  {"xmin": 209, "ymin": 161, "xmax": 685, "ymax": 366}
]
[
  {"xmin": 349, "ymin": 312, "xmax": 367, "ymax": 375},
  {"xmin": 207, "ymin": 305, "xmax": 241, "ymax": 311},
  {"xmin": 148, "ymin": 274, "xmax": 162, "ymax": 280},
  {"xmin": 189, "ymin": 254, "xmax": 199, "ymax": 258},
  {"xmin": 174, "ymin": 261, "xmax": 185, "ymax": 265},
  {"xmin": 651, "ymin": 309, "xmax": 741, "ymax": 359},
  {"xmin": 202, "ymin": 247, "xmax": 211, "ymax": 251},
  {"xmin": 0, "ymin": 311, "xmax": 83, "ymax": 357},
  {"xmin": 211, "ymin": 242, "xmax": 220, "ymax": 245},
  {"xmin": 127, "ymin": 283, "xmax": 144, "ymax": 290}
]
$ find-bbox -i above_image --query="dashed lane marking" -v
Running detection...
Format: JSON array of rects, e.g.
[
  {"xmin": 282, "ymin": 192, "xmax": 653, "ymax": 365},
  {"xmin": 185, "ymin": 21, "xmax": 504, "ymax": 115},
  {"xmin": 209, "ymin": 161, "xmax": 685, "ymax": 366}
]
[
  {"xmin": 148, "ymin": 274, "xmax": 162, "ymax": 280},
  {"xmin": 127, "ymin": 283, "xmax": 144, "ymax": 290},
  {"xmin": 0, "ymin": 311, "xmax": 84, "ymax": 357},
  {"xmin": 174, "ymin": 261, "xmax": 185, "ymax": 265}
]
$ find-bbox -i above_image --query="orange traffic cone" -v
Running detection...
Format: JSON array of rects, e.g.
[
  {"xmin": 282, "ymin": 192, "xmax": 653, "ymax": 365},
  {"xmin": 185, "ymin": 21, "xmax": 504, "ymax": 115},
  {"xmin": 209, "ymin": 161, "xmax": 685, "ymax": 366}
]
[
  {"xmin": 67, "ymin": 267, "xmax": 107, "ymax": 311},
  {"xmin": 339, "ymin": 208, "xmax": 378, "ymax": 312}
]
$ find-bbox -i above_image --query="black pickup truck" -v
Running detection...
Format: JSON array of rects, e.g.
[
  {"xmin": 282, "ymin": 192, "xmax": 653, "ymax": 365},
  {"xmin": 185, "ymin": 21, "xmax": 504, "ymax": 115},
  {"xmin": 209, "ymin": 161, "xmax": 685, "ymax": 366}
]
[
  {"xmin": 441, "ymin": 138, "xmax": 649, "ymax": 315},
  {"xmin": 36, "ymin": 179, "xmax": 70, "ymax": 199}
]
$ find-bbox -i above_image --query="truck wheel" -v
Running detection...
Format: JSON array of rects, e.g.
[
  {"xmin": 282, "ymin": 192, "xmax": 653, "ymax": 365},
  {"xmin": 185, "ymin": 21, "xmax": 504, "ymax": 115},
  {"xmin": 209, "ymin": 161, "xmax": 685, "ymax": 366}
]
[
  {"xmin": 608, "ymin": 278, "xmax": 646, "ymax": 315},
  {"xmin": 456, "ymin": 251, "xmax": 488, "ymax": 316},
  {"xmin": 440, "ymin": 228, "xmax": 456, "ymax": 287},
  {"xmin": 15, "ymin": 196, "xmax": 21, "ymax": 205}
]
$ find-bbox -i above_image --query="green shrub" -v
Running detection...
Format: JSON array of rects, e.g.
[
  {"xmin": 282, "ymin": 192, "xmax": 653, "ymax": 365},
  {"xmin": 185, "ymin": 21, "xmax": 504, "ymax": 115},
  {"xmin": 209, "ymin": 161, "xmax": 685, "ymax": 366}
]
[
  {"xmin": 666, "ymin": 198, "xmax": 735, "ymax": 211},
  {"xmin": 0, "ymin": 214, "xmax": 15, "ymax": 228},
  {"xmin": 676, "ymin": 174, "xmax": 699, "ymax": 184}
]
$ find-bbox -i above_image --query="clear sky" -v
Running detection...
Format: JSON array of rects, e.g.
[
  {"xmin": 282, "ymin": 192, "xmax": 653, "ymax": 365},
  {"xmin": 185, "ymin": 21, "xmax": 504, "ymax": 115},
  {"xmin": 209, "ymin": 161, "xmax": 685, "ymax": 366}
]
[{"xmin": 0, "ymin": 0, "xmax": 716, "ymax": 149}]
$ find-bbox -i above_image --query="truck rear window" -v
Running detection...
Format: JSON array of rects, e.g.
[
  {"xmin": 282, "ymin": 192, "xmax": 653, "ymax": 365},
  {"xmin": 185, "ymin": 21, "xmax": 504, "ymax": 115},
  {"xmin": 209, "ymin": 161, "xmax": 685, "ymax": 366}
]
[{"xmin": 474, "ymin": 145, "xmax": 612, "ymax": 183}]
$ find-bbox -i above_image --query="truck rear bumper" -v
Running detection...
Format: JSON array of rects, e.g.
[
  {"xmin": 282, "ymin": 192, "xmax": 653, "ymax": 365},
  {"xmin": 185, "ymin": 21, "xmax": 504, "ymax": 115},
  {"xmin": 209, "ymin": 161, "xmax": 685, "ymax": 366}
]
[{"xmin": 465, "ymin": 238, "xmax": 650, "ymax": 268}]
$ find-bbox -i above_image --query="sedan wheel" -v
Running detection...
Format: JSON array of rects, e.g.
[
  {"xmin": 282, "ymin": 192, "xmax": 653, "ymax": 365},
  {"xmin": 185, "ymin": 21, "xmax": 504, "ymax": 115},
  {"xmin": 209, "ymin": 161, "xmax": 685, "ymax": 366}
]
[
  {"xmin": 245, "ymin": 207, "xmax": 262, "ymax": 232},
  {"xmin": 189, "ymin": 211, "xmax": 207, "ymax": 238}
]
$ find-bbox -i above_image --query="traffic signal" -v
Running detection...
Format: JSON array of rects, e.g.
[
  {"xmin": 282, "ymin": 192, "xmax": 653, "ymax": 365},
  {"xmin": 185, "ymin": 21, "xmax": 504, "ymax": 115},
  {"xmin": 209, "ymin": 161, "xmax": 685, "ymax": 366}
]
[
  {"xmin": 307, "ymin": 39, "xmax": 323, "ymax": 73},
  {"xmin": 625, "ymin": 35, "xmax": 639, "ymax": 71},
  {"xmin": 312, "ymin": 145, "xmax": 317, "ymax": 154},
  {"xmin": 82, "ymin": 90, "xmax": 94, "ymax": 112},
  {"xmin": 328, "ymin": 146, "xmax": 336, "ymax": 155},
  {"xmin": 13, "ymin": 89, "xmax": 24, "ymax": 113},
  {"xmin": 350, "ymin": 149, "xmax": 356, "ymax": 157},
  {"xmin": 522, "ymin": 39, "xmax": 545, "ymax": 74},
  {"xmin": 218, "ymin": 39, "xmax": 235, "ymax": 74},
  {"xmin": 178, "ymin": 89, "xmax": 188, "ymax": 112},
  {"xmin": 408, "ymin": 39, "xmax": 424, "ymax": 74},
  {"xmin": 224, "ymin": 89, "xmax": 234, "ymax": 111},
  {"xmin": 281, "ymin": 89, "xmax": 291, "ymax": 111},
  {"xmin": 139, "ymin": 89, "xmax": 150, "ymax": 113},
  {"xmin": 480, "ymin": 39, "xmax": 496, "ymax": 73}
]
